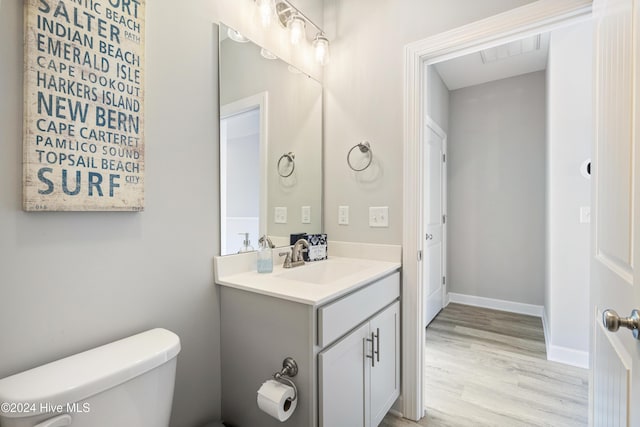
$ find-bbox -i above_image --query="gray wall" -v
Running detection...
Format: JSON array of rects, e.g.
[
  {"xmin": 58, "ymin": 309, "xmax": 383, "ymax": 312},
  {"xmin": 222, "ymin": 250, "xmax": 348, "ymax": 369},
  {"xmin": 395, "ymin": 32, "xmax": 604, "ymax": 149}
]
[
  {"xmin": 546, "ymin": 21, "xmax": 593, "ymax": 357},
  {"xmin": 323, "ymin": 0, "xmax": 537, "ymax": 245},
  {"xmin": 290, "ymin": 0, "xmax": 324, "ymax": 28},
  {"xmin": 0, "ymin": 1, "xmax": 221, "ymax": 426},
  {"xmin": 447, "ymin": 71, "xmax": 546, "ymax": 305}
]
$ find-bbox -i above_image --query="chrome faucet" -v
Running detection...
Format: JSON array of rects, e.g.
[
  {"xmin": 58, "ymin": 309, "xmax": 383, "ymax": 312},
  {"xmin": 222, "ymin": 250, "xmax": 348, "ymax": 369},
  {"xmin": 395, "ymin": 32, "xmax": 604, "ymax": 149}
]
[
  {"xmin": 280, "ymin": 238, "xmax": 309, "ymax": 268},
  {"xmin": 259, "ymin": 235, "xmax": 275, "ymax": 248},
  {"xmin": 292, "ymin": 238, "xmax": 309, "ymax": 263}
]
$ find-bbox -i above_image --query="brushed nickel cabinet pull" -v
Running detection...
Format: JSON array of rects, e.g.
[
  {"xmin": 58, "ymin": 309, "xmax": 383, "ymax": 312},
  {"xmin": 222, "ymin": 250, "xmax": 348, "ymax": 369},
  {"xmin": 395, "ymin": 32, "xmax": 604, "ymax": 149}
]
[{"xmin": 365, "ymin": 334, "xmax": 375, "ymax": 367}]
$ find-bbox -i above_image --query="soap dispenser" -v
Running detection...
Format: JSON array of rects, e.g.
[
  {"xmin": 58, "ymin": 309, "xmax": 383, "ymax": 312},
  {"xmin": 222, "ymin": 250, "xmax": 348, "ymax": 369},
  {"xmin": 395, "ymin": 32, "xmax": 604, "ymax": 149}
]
[
  {"xmin": 238, "ymin": 233, "xmax": 254, "ymax": 253},
  {"xmin": 257, "ymin": 235, "xmax": 274, "ymax": 273}
]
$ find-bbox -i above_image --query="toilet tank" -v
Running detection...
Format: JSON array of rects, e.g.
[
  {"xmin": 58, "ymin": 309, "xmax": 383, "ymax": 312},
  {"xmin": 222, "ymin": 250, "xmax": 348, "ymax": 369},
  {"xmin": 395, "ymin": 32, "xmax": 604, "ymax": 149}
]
[{"xmin": 0, "ymin": 328, "xmax": 181, "ymax": 427}]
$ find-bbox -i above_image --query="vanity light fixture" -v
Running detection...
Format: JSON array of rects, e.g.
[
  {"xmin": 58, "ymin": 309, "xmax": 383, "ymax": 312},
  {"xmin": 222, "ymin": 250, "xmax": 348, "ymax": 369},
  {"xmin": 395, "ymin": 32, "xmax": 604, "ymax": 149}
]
[
  {"xmin": 227, "ymin": 28, "xmax": 249, "ymax": 43},
  {"xmin": 313, "ymin": 33, "xmax": 330, "ymax": 66},
  {"xmin": 288, "ymin": 15, "xmax": 306, "ymax": 45},
  {"xmin": 256, "ymin": 0, "xmax": 276, "ymax": 28},
  {"xmin": 270, "ymin": 0, "xmax": 331, "ymax": 66}
]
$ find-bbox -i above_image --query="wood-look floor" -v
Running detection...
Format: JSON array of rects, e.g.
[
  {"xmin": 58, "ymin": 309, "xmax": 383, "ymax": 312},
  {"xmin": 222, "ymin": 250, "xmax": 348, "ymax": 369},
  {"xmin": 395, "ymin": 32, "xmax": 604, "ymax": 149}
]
[{"xmin": 382, "ymin": 303, "xmax": 589, "ymax": 427}]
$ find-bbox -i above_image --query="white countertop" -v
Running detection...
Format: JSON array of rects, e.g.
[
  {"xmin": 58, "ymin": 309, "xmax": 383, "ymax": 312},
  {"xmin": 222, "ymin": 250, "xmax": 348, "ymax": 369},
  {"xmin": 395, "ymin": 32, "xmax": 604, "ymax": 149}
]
[{"xmin": 215, "ymin": 256, "xmax": 401, "ymax": 306}]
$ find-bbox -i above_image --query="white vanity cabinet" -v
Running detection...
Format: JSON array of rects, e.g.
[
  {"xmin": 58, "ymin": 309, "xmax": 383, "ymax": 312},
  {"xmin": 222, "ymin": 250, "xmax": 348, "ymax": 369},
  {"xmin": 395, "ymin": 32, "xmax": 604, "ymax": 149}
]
[
  {"xmin": 216, "ymin": 255, "xmax": 400, "ymax": 427},
  {"xmin": 316, "ymin": 271, "xmax": 400, "ymax": 427},
  {"xmin": 319, "ymin": 301, "xmax": 400, "ymax": 427}
]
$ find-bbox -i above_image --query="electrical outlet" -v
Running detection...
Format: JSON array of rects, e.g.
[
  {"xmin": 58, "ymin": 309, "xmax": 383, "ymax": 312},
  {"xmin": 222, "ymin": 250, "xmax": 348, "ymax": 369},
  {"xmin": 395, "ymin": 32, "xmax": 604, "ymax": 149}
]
[
  {"xmin": 369, "ymin": 206, "xmax": 389, "ymax": 227},
  {"xmin": 275, "ymin": 207, "xmax": 287, "ymax": 224},
  {"xmin": 301, "ymin": 206, "xmax": 311, "ymax": 224},
  {"xmin": 338, "ymin": 206, "xmax": 349, "ymax": 225}
]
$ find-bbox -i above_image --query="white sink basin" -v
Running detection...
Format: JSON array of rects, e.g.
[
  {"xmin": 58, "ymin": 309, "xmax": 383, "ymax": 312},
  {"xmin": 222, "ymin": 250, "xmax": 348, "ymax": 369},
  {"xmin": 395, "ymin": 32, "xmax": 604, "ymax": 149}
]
[
  {"xmin": 277, "ymin": 259, "xmax": 369, "ymax": 284},
  {"xmin": 215, "ymin": 253, "xmax": 401, "ymax": 305}
]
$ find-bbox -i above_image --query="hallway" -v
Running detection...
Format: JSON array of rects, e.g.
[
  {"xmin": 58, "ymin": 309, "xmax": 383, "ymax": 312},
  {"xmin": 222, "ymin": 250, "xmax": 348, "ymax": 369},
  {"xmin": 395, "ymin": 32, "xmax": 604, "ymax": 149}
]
[{"xmin": 383, "ymin": 304, "xmax": 588, "ymax": 426}]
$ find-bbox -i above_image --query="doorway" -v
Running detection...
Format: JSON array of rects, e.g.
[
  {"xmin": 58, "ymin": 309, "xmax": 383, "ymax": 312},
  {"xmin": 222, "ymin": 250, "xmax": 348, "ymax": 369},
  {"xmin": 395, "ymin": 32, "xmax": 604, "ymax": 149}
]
[
  {"xmin": 220, "ymin": 92, "xmax": 268, "ymax": 255},
  {"xmin": 401, "ymin": 0, "xmax": 594, "ymax": 420},
  {"xmin": 428, "ymin": 35, "xmax": 550, "ymax": 314},
  {"xmin": 420, "ymin": 25, "xmax": 592, "ymax": 422}
]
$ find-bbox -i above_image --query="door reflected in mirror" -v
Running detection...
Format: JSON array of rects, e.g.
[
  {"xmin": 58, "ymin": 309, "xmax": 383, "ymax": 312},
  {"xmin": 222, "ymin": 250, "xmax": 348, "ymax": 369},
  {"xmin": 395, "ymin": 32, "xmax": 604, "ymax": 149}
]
[
  {"xmin": 220, "ymin": 99, "xmax": 265, "ymax": 255},
  {"xmin": 219, "ymin": 24, "xmax": 323, "ymax": 255}
]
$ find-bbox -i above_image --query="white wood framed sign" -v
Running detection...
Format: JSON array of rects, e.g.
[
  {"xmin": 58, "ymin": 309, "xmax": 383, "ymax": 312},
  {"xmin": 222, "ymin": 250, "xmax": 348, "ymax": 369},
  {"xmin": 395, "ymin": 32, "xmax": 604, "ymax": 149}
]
[{"xmin": 23, "ymin": 0, "xmax": 146, "ymax": 211}]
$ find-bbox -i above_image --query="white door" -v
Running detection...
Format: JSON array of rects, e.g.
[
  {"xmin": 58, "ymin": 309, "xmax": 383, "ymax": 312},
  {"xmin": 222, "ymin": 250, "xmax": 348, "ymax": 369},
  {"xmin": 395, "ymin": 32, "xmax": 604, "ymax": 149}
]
[
  {"xmin": 591, "ymin": 0, "xmax": 640, "ymax": 425},
  {"xmin": 423, "ymin": 120, "xmax": 447, "ymax": 327}
]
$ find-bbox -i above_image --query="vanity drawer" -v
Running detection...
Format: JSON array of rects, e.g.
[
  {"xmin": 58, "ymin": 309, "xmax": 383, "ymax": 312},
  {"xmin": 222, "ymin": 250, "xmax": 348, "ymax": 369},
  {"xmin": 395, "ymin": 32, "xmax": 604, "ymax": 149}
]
[{"xmin": 317, "ymin": 272, "xmax": 399, "ymax": 347}]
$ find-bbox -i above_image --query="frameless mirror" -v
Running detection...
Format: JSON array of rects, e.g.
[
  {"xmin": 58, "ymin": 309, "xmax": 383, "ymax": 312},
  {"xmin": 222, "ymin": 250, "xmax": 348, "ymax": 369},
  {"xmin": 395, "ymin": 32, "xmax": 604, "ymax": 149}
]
[{"xmin": 219, "ymin": 24, "xmax": 323, "ymax": 255}]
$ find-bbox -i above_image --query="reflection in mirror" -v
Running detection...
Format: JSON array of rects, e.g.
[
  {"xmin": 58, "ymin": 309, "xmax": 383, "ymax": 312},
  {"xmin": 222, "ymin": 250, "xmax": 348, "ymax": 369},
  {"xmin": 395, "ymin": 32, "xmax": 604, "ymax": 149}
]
[{"xmin": 219, "ymin": 24, "xmax": 323, "ymax": 255}]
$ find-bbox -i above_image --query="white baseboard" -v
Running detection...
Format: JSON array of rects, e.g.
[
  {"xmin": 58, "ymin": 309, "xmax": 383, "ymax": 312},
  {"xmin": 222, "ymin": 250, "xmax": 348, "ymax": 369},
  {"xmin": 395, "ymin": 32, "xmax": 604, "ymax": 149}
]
[
  {"xmin": 542, "ymin": 308, "xmax": 589, "ymax": 369},
  {"xmin": 447, "ymin": 292, "xmax": 544, "ymax": 317},
  {"xmin": 546, "ymin": 344, "xmax": 589, "ymax": 369},
  {"xmin": 446, "ymin": 293, "xmax": 589, "ymax": 369}
]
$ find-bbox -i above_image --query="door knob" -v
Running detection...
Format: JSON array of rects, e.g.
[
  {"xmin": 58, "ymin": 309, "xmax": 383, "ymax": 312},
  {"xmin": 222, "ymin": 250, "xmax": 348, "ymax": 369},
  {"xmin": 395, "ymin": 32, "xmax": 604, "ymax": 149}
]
[{"xmin": 603, "ymin": 309, "xmax": 640, "ymax": 340}]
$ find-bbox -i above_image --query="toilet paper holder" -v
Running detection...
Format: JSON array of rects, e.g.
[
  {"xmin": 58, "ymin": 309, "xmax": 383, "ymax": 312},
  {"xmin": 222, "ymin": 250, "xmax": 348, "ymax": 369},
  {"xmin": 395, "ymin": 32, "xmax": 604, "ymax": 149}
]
[{"xmin": 272, "ymin": 357, "xmax": 298, "ymax": 401}]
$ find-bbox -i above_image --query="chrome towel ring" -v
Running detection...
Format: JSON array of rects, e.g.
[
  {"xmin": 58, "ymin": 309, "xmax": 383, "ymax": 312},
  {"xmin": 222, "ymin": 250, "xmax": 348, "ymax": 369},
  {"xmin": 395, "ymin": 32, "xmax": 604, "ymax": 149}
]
[
  {"xmin": 278, "ymin": 152, "xmax": 295, "ymax": 177},
  {"xmin": 347, "ymin": 141, "xmax": 372, "ymax": 171}
]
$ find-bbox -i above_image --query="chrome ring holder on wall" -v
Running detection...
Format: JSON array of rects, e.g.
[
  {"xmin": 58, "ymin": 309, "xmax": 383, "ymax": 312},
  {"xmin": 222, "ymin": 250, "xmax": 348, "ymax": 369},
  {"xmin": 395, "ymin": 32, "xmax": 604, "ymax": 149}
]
[
  {"xmin": 278, "ymin": 152, "xmax": 296, "ymax": 177},
  {"xmin": 272, "ymin": 357, "xmax": 298, "ymax": 401},
  {"xmin": 347, "ymin": 141, "xmax": 373, "ymax": 171}
]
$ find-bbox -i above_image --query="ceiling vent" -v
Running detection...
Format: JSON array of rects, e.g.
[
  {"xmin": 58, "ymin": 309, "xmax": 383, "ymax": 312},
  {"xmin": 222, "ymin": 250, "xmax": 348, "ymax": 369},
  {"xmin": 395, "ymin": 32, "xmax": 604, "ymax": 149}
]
[{"xmin": 480, "ymin": 34, "xmax": 541, "ymax": 64}]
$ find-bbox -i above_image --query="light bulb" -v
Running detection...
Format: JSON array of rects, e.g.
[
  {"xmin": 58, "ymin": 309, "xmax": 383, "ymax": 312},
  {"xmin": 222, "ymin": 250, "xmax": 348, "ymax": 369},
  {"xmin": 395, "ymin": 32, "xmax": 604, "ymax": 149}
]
[
  {"xmin": 256, "ymin": 0, "xmax": 275, "ymax": 28},
  {"xmin": 288, "ymin": 16, "xmax": 306, "ymax": 45},
  {"xmin": 227, "ymin": 28, "xmax": 249, "ymax": 43},
  {"xmin": 313, "ymin": 34, "xmax": 330, "ymax": 66},
  {"xmin": 260, "ymin": 48, "xmax": 277, "ymax": 60}
]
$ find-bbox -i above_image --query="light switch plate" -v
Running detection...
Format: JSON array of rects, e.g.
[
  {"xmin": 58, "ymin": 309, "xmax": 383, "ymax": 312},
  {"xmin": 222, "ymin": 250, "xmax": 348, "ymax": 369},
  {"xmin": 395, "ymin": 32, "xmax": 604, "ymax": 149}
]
[
  {"xmin": 275, "ymin": 207, "xmax": 287, "ymax": 224},
  {"xmin": 580, "ymin": 206, "xmax": 591, "ymax": 224},
  {"xmin": 338, "ymin": 206, "xmax": 349, "ymax": 225},
  {"xmin": 369, "ymin": 206, "xmax": 389, "ymax": 227},
  {"xmin": 301, "ymin": 206, "xmax": 311, "ymax": 224}
]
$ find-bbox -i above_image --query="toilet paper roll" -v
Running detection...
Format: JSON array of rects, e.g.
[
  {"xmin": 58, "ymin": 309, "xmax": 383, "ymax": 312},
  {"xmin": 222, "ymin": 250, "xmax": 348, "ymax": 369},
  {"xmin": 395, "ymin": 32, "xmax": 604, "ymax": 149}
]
[{"xmin": 257, "ymin": 379, "xmax": 297, "ymax": 422}]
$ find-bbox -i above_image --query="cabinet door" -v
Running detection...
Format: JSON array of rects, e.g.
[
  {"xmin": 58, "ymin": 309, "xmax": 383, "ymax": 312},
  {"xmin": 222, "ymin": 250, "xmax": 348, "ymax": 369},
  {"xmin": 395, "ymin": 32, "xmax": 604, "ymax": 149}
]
[
  {"xmin": 319, "ymin": 322, "xmax": 370, "ymax": 427},
  {"xmin": 369, "ymin": 301, "xmax": 400, "ymax": 426}
]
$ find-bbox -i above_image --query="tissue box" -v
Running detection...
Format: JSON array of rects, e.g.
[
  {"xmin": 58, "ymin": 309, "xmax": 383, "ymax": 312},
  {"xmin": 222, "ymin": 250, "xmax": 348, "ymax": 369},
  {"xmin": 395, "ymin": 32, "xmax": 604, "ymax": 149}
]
[{"xmin": 290, "ymin": 233, "xmax": 327, "ymax": 262}]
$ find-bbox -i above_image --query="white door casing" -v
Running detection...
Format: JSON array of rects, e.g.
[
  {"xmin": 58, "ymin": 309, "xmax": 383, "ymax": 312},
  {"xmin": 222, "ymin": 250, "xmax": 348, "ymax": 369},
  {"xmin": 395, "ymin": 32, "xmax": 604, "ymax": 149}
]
[
  {"xmin": 591, "ymin": 0, "xmax": 639, "ymax": 425},
  {"xmin": 403, "ymin": 0, "xmax": 594, "ymax": 420},
  {"xmin": 423, "ymin": 118, "xmax": 447, "ymax": 327}
]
